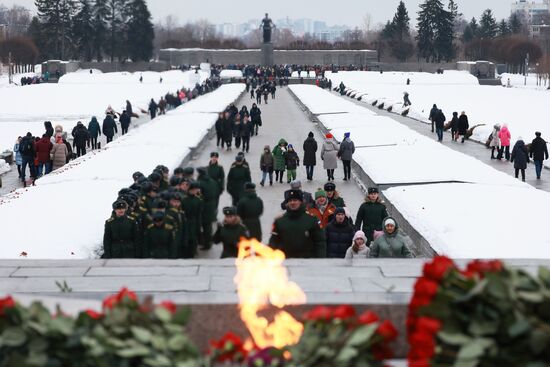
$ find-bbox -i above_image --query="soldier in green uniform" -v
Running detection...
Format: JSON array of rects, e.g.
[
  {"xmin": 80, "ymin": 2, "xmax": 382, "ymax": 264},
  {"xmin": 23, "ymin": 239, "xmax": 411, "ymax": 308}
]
[
  {"xmin": 182, "ymin": 181, "xmax": 203, "ymax": 258},
  {"xmin": 207, "ymin": 152, "xmax": 225, "ymax": 211},
  {"xmin": 103, "ymin": 200, "xmax": 140, "ymax": 258},
  {"xmin": 173, "ymin": 167, "xmax": 185, "ymax": 179},
  {"xmin": 270, "ymin": 189, "xmax": 326, "ymax": 258},
  {"xmin": 197, "ymin": 167, "xmax": 219, "ymax": 250},
  {"xmin": 167, "ymin": 192, "xmax": 188, "ymax": 258},
  {"xmin": 148, "ymin": 172, "xmax": 163, "ymax": 191},
  {"xmin": 143, "ymin": 211, "xmax": 177, "ymax": 258},
  {"xmin": 182, "ymin": 167, "xmax": 194, "ymax": 182},
  {"xmin": 227, "ymin": 155, "xmax": 252, "ymax": 206},
  {"xmin": 355, "ymin": 187, "xmax": 389, "ymax": 242},
  {"xmin": 156, "ymin": 165, "xmax": 170, "ymax": 191},
  {"xmin": 324, "ymin": 182, "xmax": 346, "ymax": 208},
  {"xmin": 237, "ymin": 182, "xmax": 264, "ymax": 241},
  {"xmin": 213, "ymin": 206, "xmax": 249, "ymax": 258}
]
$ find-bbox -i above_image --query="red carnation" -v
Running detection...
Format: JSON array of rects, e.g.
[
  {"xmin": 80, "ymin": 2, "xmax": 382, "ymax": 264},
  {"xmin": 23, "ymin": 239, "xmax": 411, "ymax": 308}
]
[
  {"xmin": 332, "ymin": 305, "xmax": 356, "ymax": 320},
  {"xmin": 408, "ymin": 358, "xmax": 431, "ymax": 367},
  {"xmin": 467, "ymin": 260, "xmax": 503, "ymax": 275},
  {"xmin": 102, "ymin": 295, "xmax": 118, "ymax": 310},
  {"xmin": 358, "ymin": 310, "xmax": 379, "ymax": 325},
  {"xmin": 304, "ymin": 306, "xmax": 332, "ymax": 321},
  {"xmin": 116, "ymin": 287, "xmax": 138, "ymax": 302},
  {"xmin": 377, "ymin": 320, "xmax": 398, "ymax": 342},
  {"xmin": 414, "ymin": 278, "xmax": 439, "ymax": 299},
  {"xmin": 84, "ymin": 309, "xmax": 103, "ymax": 319},
  {"xmin": 0, "ymin": 296, "xmax": 15, "ymax": 316},
  {"xmin": 159, "ymin": 300, "xmax": 177, "ymax": 314},
  {"xmin": 423, "ymin": 256, "xmax": 455, "ymax": 282},
  {"xmin": 408, "ymin": 331, "xmax": 436, "ymax": 359},
  {"xmin": 416, "ymin": 317, "xmax": 441, "ymax": 335}
]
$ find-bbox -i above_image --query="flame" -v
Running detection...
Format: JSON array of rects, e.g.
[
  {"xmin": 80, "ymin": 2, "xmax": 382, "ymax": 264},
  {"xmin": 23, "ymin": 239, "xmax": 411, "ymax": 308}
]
[{"xmin": 234, "ymin": 238, "xmax": 306, "ymax": 350}]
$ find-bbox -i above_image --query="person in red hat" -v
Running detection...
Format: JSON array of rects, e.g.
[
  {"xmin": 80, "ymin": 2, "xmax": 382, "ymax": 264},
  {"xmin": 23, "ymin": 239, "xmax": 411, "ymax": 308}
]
[{"xmin": 321, "ymin": 133, "xmax": 339, "ymax": 181}]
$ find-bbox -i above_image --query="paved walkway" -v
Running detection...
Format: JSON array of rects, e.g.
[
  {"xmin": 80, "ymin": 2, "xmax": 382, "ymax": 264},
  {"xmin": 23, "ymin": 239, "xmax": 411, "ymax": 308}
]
[
  {"xmin": 337, "ymin": 91, "xmax": 550, "ymax": 192},
  {"xmin": 0, "ymin": 113, "xmax": 154, "ymax": 196},
  {"xmin": 195, "ymin": 87, "xmax": 367, "ymax": 259}
]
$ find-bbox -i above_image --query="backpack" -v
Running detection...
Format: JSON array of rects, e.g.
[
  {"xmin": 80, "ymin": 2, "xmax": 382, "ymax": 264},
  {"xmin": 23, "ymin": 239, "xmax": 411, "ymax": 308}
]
[{"xmin": 20, "ymin": 139, "xmax": 33, "ymax": 156}]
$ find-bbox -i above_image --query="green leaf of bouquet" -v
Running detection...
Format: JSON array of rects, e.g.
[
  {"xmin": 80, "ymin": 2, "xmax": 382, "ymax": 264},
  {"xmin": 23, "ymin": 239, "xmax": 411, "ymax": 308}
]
[
  {"xmin": 537, "ymin": 267, "xmax": 550, "ymax": 286},
  {"xmin": 173, "ymin": 307, "xmax": 191, "ymax": 325},
  {"xmin": 168, "ymin": 334, "xmax": 188, "ymax": 351},
  {"xmin": 459, "ymin": 279, "xmax": 488, "ymax": 301},
  {"xmin": 144, "ymin": 354, "xmax": 171, "ymax": 367},
  {"xmin": 437, "ymin": 331, "xmax": 471, "ymax": 345},
  {"xmin": 346, "ymin": 324, "xmax": 377, "ymax": 347},
  {"xmin": 131, "ymin": 326, "xmax": 153, "ymax": 344},
  {"xmin": 517, "ymin": 291, "xmax": 544, "ymax": 303},
  {"xmin": 117, "ymin": 345, "xmax": 151, "ymax": 358},
  {"xmin": 457, "ymin": 338, "xmax": 492, "ymax": 360},
  {"xmin": 154, "ymin": 307, "xmax": 172, "ymax": 323},
  {"xmin": 335, "ymin": 346, "xmax": 358, "ymax": 362},
  {"xmin": 529, "ymin": 328, "xmax": 550, "ymax": 354},
  {"xmin": 1, "ymin": 327, "xmax": 27, "ymax": 347},
  {"xmin": 508, "ymin": 319, "xmax": 531, "ymax": 338}
]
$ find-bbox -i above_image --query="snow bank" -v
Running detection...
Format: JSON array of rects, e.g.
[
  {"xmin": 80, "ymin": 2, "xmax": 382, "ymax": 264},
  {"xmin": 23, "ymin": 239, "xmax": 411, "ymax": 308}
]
[
  {"xmin": 290, "ymin": 85, "xmax": 549, "ymax": 258},
  {"xmin": 0, "ymin": 84, "xmax": 245, "ymax": 259},
  {"xmin": 327, "ymin": 71, "xmax": 550, "ymax": 158},
  {"xmin": 499, "ymin": 73, "xmax": 549, "ymax": 90},
  {"xmin": 0, "ymin": 70, "xmax": 210, "ymax": 154},
  {"xmin": 384, "ymin": 183, "xmax": 550, "ymax": 259},
  {"xmin": 0, "ymin": 159, "xmax": 9, "ymax": 175},
  {"xmin": 291, "ymin": 71, "xmax": 317, "ymax": 78},
  {"xmin": 219, "ymin": 70, "xmax": 243, "ymax": 79}
]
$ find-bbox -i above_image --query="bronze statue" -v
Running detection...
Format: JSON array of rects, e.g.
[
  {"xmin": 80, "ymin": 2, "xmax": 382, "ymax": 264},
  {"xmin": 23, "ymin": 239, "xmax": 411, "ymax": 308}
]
[{"xmin": 260, "ymin": 13, "xmax": 276, "ymax": 43}]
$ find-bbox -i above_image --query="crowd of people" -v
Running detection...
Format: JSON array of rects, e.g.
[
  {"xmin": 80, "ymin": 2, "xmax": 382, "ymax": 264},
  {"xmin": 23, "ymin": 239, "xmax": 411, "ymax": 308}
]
[
  {"xmin": 11, "ymin": 76, "xmax": 220, "ymax": 187},
  {"xmin": 102, "ymin": 99, "xmax": 414, "ymax": 260}
]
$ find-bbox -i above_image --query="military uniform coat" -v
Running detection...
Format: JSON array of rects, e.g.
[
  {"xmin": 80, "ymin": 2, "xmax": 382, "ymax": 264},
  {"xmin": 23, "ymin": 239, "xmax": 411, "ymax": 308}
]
[
  {"xmin": 213, "ymin": 221, "xmax": 249, "ymax": 258},
  {"xmin": 103, "ymin": 215, "xmax": 140, "ymax": 258},
  {"xmin": 227, "ymin": 164, "xmax": 252, "ymax": 203},
  {"xmin": 237, "ymin": 191, "xmax": 264, "ymax": 241},
  {"xmin": 355, "ymin": 200, "xmax": 388, "ymax": 241},
  {"xmin": 143, "ymin": 223, "xmax": 177, "ymax": 259}
]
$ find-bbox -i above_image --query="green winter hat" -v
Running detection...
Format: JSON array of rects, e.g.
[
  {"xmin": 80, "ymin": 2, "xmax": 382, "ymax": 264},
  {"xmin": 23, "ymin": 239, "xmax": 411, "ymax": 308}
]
[{"xmin": 315, "ymin": 189, "xmax": 327, "ymax": 200}]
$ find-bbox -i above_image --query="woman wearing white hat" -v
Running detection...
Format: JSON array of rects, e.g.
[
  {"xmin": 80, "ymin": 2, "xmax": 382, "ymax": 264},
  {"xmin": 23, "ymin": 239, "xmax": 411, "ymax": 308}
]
[{"xmin": 369, "ymin": 217, "xmax": 413, "ymax": 258}]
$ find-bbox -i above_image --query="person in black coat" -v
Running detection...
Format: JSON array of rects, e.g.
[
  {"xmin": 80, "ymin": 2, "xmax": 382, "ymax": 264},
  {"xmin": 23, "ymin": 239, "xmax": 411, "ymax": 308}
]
[
  {"xmin": 241, "ymin": 116, "xmax": 254, "ymax": 153},
  {"xmin": 530, "ymin": 132, "xmax": 549, "ymax": 180},
  {"xmin": 302, "ymin": 132, "xmax": 318, "ymax": 181},
  {"xmin": 102, "ymin": 114, "xmax": 118, "ymax": 143},
  {"xmin": 429, "ymin": 104, "xmax": 438, "ymax": 133},
  {"xmin": 457, "ymin": 111, "xmax": 469, "ymax": 143},
  {"xmin": 233, "ymin": 116, "xmax": 243, "ymax": 149},
  {"xmin": 450, "ymin": 112, "xmax": 459, "ymax": 141},
  {"xmin": 325, "ymin": 208, "xmax": 355, "ymax": 258},
  {"xmin": 215, "ymin": 112, "xmax": 225, "ymax": 148},
  {"xmin": 222, "ymin": 112, "xmax": 234, "ymax": 151},
  {"xmin": 44, "ymin": 121, "xmax": 54, "ymax": 138},
  {"xmin": 250, "ymin": 104, "xmax": 262, "ymax": 136},
  {"xmin": 434, "ymin": 109, "xmax": 446, "ymax": 142},
  {"xmin": 148, "ymin": 98, "xmax": 158, "ymax": 119},
  {"xmin": 511, "ymin": 138, "xmax": 530, "ymax": 182},
  {"xmin": 119, "ymin": 110, "xmax": 131, "ymax": 135},
  {"xmin": 72, "ymin": 122, "xmax": 90, "ymax": 157}
]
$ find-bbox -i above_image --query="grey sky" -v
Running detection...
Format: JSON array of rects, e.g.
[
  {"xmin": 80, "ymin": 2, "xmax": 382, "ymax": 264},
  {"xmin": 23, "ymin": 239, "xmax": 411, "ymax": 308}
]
[{"xmin": 2, "ymin": 0, "xmax": 511, "ymax": 27}]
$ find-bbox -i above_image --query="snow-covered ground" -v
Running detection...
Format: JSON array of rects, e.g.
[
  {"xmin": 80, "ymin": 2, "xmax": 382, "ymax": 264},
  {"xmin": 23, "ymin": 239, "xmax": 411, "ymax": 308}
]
[
  {"xmin": 0, "ymin": 84, "xmax": 245, "ymax": 259},
  {"xmin": 0, "ymin": 159, "xmax": 9, "ymax": 175},
  {"xmin": 290, "ymin": 84, "xmax": 549, "ymax": 259},
  {"xmin": 0, "ymin": 69, "xmax": 210, "ymax": 154},
  {"xmin": 499, "ymin": 73, "xmax": 549, "ymax": 90},
  {"xmin": 327, "ymin": 71, "xmax": 550, "ymax": 153}
]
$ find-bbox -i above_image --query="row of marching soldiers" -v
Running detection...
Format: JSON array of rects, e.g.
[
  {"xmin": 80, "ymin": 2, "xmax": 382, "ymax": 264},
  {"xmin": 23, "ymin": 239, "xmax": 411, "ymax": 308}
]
[{"xmin": 102, "ymin": 153, "xmax": 226, "ymax": 259}]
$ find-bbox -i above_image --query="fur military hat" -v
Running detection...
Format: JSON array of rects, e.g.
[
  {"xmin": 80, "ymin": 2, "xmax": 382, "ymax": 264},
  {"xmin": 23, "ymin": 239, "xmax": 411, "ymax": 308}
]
[
  {"xmin": 174, "ymin": 167, "xmax": 184, "ymax": 175},
  {"xmin": 244, "ymin": 182, "xmax": 255, "ymax": 190},
  {"xmin": 324, "ymin": 182, "xmax": 336, "ymax": 192},
  {"xmin": 210, "ymin": 152, "xmax": 219, "ymax": 157},
  {"xmin": 153, "ymin": 199, "xmax": 168, "ymax": 209},
  {"xmin": 112, "ymin": 200, "xmax": 128, "ymax": 210},
  {"xmin": 152, "ymin": 211, "xmax": 165, "ymax": 221},
  {"xmin": 284, "ymin": 189, "xmax": 303, "ymax": 202},
  {"xmin": 188, "ymin": 181, "xmax": 200, "ymax": 190},
  {"xmin": 368, "ymin": 187, "xmax": 379, "ymax": 194},
  {"xmin": 148, "ymin": 172, "xmax": 161, "ymax": 183},
  {"xmin": 169, "ymin": 176, "xmax": 182, "ymax": 187},
  {"xmin": 197, "ymin": 167, "xmax": 208, "ymax": 176},
  {"xmin": 223, "ymin": 206, "xmax": 237, "ymax": 215},
  {"xmin": 182, "ymin": 167, "xmax": 194, "ymax": 175}
]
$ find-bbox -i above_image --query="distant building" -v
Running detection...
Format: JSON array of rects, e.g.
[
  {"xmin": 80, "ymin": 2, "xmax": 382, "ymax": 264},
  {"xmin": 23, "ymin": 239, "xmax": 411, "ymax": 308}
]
[
  {"xmin": 512, "ymin": 0, "xmax": 550, "ymax": 24},
  {"xmin": 0, "ymin": 24, "xmax": 6, "ymax": 41}
]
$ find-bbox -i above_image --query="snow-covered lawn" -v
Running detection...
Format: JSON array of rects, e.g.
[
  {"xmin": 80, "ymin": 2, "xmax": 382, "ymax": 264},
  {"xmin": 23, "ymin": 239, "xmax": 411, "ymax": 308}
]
[
  {"xmin": 290, "ymin": 84, "xmax": 548, "ymax": 259},
  {"xmin": 0, "ymin": 70, "xmax": 209, "ymax": 153},
  {"xmin": 327, "ymin": 71, "xmax": 550, "ymax": 152},
  {"xmin": 499, "ymin": 73, "xmax": 550, "ymax": 90},
  {"xmin": 0, "ymin": 84, "xmax": 245, "ymax": 259}
]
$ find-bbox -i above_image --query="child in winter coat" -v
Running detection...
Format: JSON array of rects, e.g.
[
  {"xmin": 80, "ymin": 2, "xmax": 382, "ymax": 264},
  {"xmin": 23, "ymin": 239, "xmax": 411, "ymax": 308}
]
[
  {"xmin": 489, "ymin": 124, "xmax": 501, "ymax": 159},
  {"xmin": 345, "ymin": 231, "xmax": 370, "ymax": 259},
  {"xmin": 285, "ymin": 144, "xmax": 300, "ymax": 183},
  {"xmin": 260, "ymin": 145, "xmax": 274, "ymax": 186}
]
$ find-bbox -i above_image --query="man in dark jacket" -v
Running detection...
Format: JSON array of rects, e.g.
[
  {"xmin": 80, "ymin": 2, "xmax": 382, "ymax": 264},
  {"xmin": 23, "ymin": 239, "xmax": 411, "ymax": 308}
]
[
  {"xmin": 222, "ymin": 112, "xmax": 234, "ymax": 150},
  {"xmin": 103, "ymin": 200, "xmax": 140, "ymax": 258},
  {"xmin": 250, "ymin": 103, "xmax": 262, "ymax": 135},
  {"xmin": 280, "ymin": 180, "xmax": 314, "ymax": 210},
  {"xmin": 325, "ymin": 207, "xmax": 355, "ymax": 258},
  {"xmin": 143, "ymin": 211, "xmax": 177, "ymax": 259},
  {"xmin": 119, "ymin": 110, "xmax": 131, "ymax": 135},
  {"xmin": 215, "ymin": 113, "xmax": 225, "ymax": 148},
  {"xmin": 19, "ymin": 132, "xmax": 36, "ymax": 183},
  {"xmin": 197, "ymin": 167, "xmax": 219, "ymax": 250},
  {"xmin": 102, "ymin": 114, "xmax": 118, "ymax": 143},
  {"xmin": 338, "ymin": 132, "xmax": 355, "ymax": 181},
  {"xmin": 270, "ymin": 189, "xmax": 326, "ymax": 258},
  {"xmin": 303, "ymin": 132, "xmax": 318, "ymax": 181},
  {"xmin": 73, "ymin": 122, "xmax": 90, "ymax": 157},
  {"xmin": 182, "ymin": 181, "xmax": 203, "ymax": 258},
  {"xmin": 355, "ymin": 187, "xmax": 388, "ymax": 242},
  {"xmin": 148, "ymin": 98, "xmax": 158, "ymax": 119},
  {"xmin": 207, "ymin": 152, "xmax": 225, "ymax": 211},
  {"xmin": 227, "ymin": 155, "xmax": 252, "ymax": 206},
  {"xmin": 457, "ymin": 111, "xmax": 469, "ymax": 143},
  {"xmin": 434, "ymin": 109, "xmax": 446, "ymax": 142},
  {"xmin": 241, "ymin": 116, "xmax": 254, "ymax": 153},
  {"xmin": 530, "ymin": 132, "xmax": 549, "ymax": 180},
  {"xmin": 237, "ymin": 183, "xmax": 264, "ymax": 241},
  {"xmin": 429, "ymin": 104, "xmax": 438, "ymax": 133},
  {"xmin": 213, "ymin": 206, "xmax": 249, "ymax": 258},
  {"xmin": 88, "ymin": 117, "xmax": 101, "ymax": 149}
]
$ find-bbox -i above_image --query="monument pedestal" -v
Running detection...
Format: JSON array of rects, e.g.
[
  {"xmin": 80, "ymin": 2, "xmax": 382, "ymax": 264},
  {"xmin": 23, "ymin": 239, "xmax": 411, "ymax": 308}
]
[{"xmin": 261, "ymin": 42, "xmax": 274, "ymax": 66}]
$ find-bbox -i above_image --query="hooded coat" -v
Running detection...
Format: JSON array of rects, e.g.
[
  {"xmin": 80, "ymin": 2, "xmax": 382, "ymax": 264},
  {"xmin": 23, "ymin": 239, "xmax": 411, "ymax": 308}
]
[
  {"xmin": 103, "ymin": 115, "xmax": 118, "ymax": 138},
  {"xmin": 498, "ymin": 126, "xmax": 511, "ymax": 147},
  {"xmin": 369, "ymin": 217, "xmax": 413, "ymax": 258},
  {"xmin": 321, "ymin": 139, "xmax": 339, "ymax": 170},
  {"xmin": 490, "ymin": 125, "xmax": 501, "ymax": 148},
  {"xmin": 511, "ymin": 140, "xmax": 530, "ymax": 169},
  {"xmin": 35, "ymin": 137, "xmax": 53, "ymax": 164},
  {"xmin": 273, "ymin": 139, "xmax": 288, "ymax": 171},
  {"xmin": 302, "ymin": 135, "xmax": 318, "ymax": 166},
  {"xmin": 88, "ymin": 117, "xmax": 101, "ymax": 138},
  {"xmin": 458, "ymin": 114, "xmax": 469, "ymax": 135},
  {"xmin": 338, "ymin": 137, "xmax": 355, "ymax": 161},
  {"xmin": 51, "ymin": 141, "xmax": 68, "ymax": 170}
]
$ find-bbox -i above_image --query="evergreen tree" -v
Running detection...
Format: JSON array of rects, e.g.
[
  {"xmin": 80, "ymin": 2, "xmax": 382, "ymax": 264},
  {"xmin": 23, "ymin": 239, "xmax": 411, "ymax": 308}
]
[
  {"xmin": 498, "ymin": 19, "xmax": 510, "ymax": 37},
  {"xmin": 390, "ymin": 1, "xmax": 414, "ymax": 61},
  {"xmin": 92, "ymin": 0, "xmax": 109, "ymax": 61},
  {"xmin": 126, "ymin": 0, "xmax": 154, "ymax": 61},
  {"xmin": 469, "ymin": 17, "xmax": 479, "ymax": 37},
  {"xmin": 479, "ymin": 9, "xmax": 498, "ymax": 38},
  {"xmin": 509, "ymin": 12, "xmax": 522, "ymax": 34},
  {"xmin": 105, "ymin": 0, "xmax": 129, "ymax": 62},
  {"xmin": 27, "ymin": 16, "xmax": 48, "ymax": 60},
  {"xmin": 462, "ymin": 24, "xmax": 474, "ymax": 43},
  {"xmin": 72, "ymin": 0, "xmax": 94, "ymax": 61},
  {"xmin": 416, "ymin": 0, "xmax": 454, "ymax": 62},
  {"xmin": 381, "ymin": 21, "xmax": 394, "ymax": 40},
  {"xmin": 34, "ymin": 0, "xmax": 76, "ymax": 59}
]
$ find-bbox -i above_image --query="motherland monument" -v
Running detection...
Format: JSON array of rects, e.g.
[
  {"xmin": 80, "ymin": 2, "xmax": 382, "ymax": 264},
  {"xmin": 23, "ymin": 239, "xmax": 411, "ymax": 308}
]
[{"xmin": 260, "ymin": 13, "xmax": 275, "ymax": 66}]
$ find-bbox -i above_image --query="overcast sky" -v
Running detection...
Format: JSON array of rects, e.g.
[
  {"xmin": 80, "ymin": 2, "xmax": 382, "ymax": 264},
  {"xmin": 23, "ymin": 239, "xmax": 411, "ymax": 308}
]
[{"xmin": 2, "ymin": 0, "xmax": 511, "ymax": 27}]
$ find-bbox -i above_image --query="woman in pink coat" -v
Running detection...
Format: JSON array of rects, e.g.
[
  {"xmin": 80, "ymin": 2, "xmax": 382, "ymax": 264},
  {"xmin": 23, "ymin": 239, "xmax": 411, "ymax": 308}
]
[{"xmin": 497, "ymin": 124, "xmax": 511, "ymax": 161}]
